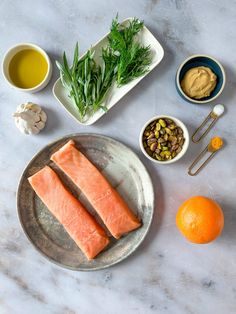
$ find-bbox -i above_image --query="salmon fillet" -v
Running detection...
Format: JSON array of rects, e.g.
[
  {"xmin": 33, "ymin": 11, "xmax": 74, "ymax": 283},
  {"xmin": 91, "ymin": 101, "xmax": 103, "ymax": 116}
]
[
  {"xmin": 51, "ymin": 140, "xmax": 141, "ymax": 239},
  {"xmin": 28, "ymin": 166, "xmax": 109, "ymax": 259}
]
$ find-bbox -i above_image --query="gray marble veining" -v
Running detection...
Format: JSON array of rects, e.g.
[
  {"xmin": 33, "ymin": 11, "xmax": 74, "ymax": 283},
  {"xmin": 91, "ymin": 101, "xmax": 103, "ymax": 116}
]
[{"xmin": 0, "ymin": 0, "xmax": 236, "ymax": 313}]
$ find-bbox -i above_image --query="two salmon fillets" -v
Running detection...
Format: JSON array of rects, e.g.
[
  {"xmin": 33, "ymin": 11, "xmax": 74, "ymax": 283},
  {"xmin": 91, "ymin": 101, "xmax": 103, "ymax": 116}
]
[{"xmin": 28, "ymin": 140, "xmax": 141, "ymax": 260}]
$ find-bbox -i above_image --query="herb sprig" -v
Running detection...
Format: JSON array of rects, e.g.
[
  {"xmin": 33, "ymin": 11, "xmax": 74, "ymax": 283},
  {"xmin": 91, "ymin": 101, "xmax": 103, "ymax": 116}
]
[
  {"xmin": 56, "ymin": 16, "xmax": 152, "ymax": 121},
  {"xmin": 107, "ymin": 16, "xmax": 152, "ymax": 86},
  {"xmin": 56, "ymin": 43, "xmax": 116, "ymax": 120}
]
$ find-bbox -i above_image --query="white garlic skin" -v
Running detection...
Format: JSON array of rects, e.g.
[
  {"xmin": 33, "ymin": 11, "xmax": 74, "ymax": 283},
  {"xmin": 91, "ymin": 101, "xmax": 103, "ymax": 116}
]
[{"xmin": 13, "ymin": 102, "xmax": 47, "ymax": 135}]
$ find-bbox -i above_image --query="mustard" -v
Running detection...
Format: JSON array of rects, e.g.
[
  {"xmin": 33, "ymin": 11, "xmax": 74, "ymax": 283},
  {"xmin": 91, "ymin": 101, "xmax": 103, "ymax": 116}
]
[{"xmin": 181, "ymin": 66, "xmax": 217, "ymax": 99}]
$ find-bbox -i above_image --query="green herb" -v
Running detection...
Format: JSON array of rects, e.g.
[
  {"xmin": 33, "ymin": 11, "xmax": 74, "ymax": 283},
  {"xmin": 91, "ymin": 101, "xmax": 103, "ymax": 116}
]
[
  {"xmin": 106, "ymin": 16, "xmax": 152, "ymax": 86},
  {"xmin": 56, "ymin": 43, "xmax": 116, "ymax": 120},
  {"xmin": 56, "ymin": 16, "xmax": 152, "ymax": 120}
]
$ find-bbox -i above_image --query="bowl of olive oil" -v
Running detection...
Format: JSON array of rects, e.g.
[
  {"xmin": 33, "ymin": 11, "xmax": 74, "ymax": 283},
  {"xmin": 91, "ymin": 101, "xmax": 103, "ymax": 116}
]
[{"xmin": 2, "ymin": 43, "xmax": 52, "ymax": 93}]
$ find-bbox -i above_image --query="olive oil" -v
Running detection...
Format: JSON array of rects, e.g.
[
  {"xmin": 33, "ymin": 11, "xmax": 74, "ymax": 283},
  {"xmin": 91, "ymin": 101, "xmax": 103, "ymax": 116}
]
[{"xmin": 8, "ymin": 49, "xmax": 48, "ymax": 89}]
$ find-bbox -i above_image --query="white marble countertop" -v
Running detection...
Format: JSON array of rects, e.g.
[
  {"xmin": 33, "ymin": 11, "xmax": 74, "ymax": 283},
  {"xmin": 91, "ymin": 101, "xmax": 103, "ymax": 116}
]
[{"xmin": 1, "ymin": 0, "xmax": 236, "ymax": 313}]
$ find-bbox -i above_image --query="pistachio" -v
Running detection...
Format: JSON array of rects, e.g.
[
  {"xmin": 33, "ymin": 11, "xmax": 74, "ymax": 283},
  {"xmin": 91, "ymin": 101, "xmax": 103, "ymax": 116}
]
[
  {"xmin": 177, "ymin": 127, "xmax": 183, "ymax": 134},
  {"xmin": 150, "ymin": 142, "xmax": 158, "ymax": 151},
  {"xmin": 165, "ymin": 128, "xmax": 172, "ymax": 135},
  {"xmin": 164, "ymin": 133, "xmax": 169, "ymax": 141},
  {"xmin": 177, "ymin": 136, "xmax": 183, "ymax": 143},
  {"xmin": 159, "ymin": 119, "xmax": 166, "ymax": 127},
  {"xmin": 176, "ymin": 146, "xmax": 182, "ymax": 154},
  {"xmin": 147, "ymin": 132, "xmax": 155, "ymax": 139},
  {"xmin": 150, "ymin": 121, "xmax": 156, "ymax": 128},
  {"xmin": 172, "ymin": 137, "xmax": 178, "ymax": 145},
  {"xmin": 169, "ymin": 124, "xmax": 176, "ymax": 130},
  {"xmin": 147, "ymin": 138, "xmax": 157, "ymax": 145},
  {"xmin": 160, "ymin": 141, "xmax": 167, "ymax": 146},
  {"xmin": 162, "ymin": 146, "xmax": 168, "ymax": 151},
  {"xmin": 146, "ymin": 148, "xmax": 152, "ymax": 156},
  {"xmin": 171, "ymin": 144, "xmax": 179, "ymax": 151},
  {"xmin": 158, "ymin": 137, "xmax": 165, "ymax": 143},
  {"xmin": 160, "ymin": 151, "xmax": 166, "ymax": 158},
  {"xmin": 168, "ymin": 136, "xmax": 177, "ymax": 145},
  {"xmin": 156, "ymin": 123, "xmax": 161, "ymax": 131},
  {"xmin": 165, "ymin": 119, "xmax": 173, "ymax": 125},
  {"xmin": 160, "ymin": 129, "xmax": 165, "ymax": 135},
  {"xmin": 154, "ymin": 130, "xmax": 159, "ymax": 138}
]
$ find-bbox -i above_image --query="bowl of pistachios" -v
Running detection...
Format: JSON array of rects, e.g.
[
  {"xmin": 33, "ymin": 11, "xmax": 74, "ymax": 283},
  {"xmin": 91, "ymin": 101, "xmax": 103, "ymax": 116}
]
[{"xmin": 139, "ymin": 115, "xmax": 189, "ymax": 164}]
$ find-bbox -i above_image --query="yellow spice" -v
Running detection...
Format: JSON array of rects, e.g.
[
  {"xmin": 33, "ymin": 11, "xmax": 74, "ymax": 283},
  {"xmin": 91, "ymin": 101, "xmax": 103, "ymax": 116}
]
[{"xmin": 208, "ymin": 137, "xmax": 223, "ymax": 152}]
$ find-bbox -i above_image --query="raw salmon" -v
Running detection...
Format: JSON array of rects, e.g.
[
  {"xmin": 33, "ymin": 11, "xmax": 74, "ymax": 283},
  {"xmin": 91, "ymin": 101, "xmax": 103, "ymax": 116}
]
[
  {"xmin": 28, "ymin": 166, "xmax": 109, "ymax": 259},
  {"xmin": 51, "ymin": 140, "xmax": 141, "ymax": 239}
]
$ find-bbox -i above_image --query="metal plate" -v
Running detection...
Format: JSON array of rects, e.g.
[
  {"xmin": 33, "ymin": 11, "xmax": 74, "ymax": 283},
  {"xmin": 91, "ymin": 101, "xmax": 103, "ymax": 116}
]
[{"xmin": 17, "ymin": 134, "xmax": 154, "ymax": 271}]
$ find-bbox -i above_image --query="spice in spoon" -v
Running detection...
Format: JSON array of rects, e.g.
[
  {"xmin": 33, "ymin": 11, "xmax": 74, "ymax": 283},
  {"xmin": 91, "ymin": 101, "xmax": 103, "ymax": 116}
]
[
  {"xmin": 192, "ymin": 104, "xmax": 225, "ymax": 143},
  {"xmin": 188, "ymin": 136, "xmax": 224, "ymax": 176},
  {"xmin": 208, "ymin": 136, "xmax": 223, "ymax": 152}
]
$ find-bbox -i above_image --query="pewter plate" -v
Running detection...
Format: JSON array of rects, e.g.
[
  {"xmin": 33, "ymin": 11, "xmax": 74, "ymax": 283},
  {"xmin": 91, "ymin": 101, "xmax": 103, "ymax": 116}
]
[{"xmin": 17, "ymin": 134, "xmax": 154, "ymax": 271}]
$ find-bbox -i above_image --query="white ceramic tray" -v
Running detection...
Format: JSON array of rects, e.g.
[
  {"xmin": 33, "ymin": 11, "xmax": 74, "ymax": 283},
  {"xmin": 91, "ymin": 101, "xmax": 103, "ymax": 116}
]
[{"xmin": 53, "ymin": 18, "xmax": 164, "ymax": 125}]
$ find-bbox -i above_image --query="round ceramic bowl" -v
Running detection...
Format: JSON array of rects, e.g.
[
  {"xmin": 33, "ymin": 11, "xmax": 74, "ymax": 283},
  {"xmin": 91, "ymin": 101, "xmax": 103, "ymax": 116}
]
[
  {"xmin": 176, "ymin": 54, "xmax": 226, "ymax": 104},
  {"xmin": 2, "ymin": 43, "xmax": 52, "ymax": 93},
  {"xmin": 139, "ymin": 115, "xmax": 190, "ymax": 164}
]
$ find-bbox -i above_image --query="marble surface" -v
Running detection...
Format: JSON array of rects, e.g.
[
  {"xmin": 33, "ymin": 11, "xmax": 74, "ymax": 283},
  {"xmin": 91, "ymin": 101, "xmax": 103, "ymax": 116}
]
[{"xmin": 0, "ymin": 0, "xmax": 236, "ymax": 313}]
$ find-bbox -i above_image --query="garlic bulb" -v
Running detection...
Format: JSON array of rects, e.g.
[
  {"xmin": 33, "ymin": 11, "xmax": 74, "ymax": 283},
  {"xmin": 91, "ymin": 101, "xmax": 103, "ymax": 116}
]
[{"xmin": 13, "ymin": 102, "xmax": 47, "ymax": 135}]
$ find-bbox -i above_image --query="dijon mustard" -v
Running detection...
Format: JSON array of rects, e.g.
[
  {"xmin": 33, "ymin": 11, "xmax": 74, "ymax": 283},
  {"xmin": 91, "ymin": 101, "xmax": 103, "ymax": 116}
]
[{"xmin": 181, "ymin": 66, "xmax": 217, "ymax": 99}]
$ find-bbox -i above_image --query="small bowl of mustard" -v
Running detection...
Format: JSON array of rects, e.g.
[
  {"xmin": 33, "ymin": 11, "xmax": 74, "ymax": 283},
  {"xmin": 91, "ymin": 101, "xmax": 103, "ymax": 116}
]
[
  {"xmin": 2, "ymin": 43, "xmax": 52, "ymax": 93},
  {"xmin": 176, "ymin": 54, "xmax": 226, "ymax": 104}
]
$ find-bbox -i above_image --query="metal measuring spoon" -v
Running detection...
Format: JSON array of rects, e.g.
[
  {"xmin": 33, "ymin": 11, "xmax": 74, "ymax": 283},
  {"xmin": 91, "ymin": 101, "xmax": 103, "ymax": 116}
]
[{"xmin": 192, "ymin": 104, "xmax": 224, "ymax": 143}]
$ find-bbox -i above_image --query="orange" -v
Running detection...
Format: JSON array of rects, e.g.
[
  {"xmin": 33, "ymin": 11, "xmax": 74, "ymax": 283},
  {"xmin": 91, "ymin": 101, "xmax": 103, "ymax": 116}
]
[{"xmin": 176, "ymin": 196, "xmax": 224, "ymax": 244}]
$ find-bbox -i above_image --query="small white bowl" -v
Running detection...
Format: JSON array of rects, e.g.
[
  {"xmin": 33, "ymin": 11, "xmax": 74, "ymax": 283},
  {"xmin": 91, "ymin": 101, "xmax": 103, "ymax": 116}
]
[
  {"xmin": 2, "ymin": 43, "xmax": 52, "ymax": 93},
  {"xmin": 139, "ymin": 115, "xmax": 190, "ymax": 164}
]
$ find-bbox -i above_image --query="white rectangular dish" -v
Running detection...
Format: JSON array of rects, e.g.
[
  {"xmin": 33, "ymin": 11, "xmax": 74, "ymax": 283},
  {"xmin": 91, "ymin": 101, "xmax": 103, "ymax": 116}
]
[{"xmin": 53, "ymin": 18, "xmax": 164, "ymax": 125}]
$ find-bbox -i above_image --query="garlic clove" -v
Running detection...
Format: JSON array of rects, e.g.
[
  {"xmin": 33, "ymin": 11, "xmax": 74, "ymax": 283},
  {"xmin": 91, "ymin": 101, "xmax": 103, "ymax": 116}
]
[
  {"xmin": 25, "ymin": 102, "xmax": 41, "ymax": 113},
  {"xmin": 28, "ymin": 126, "xmax": 40, "ymax": 135},
  {"xmin": 36, "ymin": 121, "xmax": 45, "ymax": 130},
  {"xmin": 15, "ymin": 119, "xmax": 30, "ymax": 134},
  {"xmin": 40, "ymin": 111, "xmax": 47, "ymax": 122},
  {"xmin": 17, "ymin": 103, "xmax": 26, "ymax": 112}
]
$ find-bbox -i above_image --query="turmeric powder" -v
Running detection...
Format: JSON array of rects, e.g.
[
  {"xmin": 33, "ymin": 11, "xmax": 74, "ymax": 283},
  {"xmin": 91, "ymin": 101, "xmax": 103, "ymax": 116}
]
[{"xmin": 208, "ymin": 137, "xmax": 223, "ymax": 152}]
